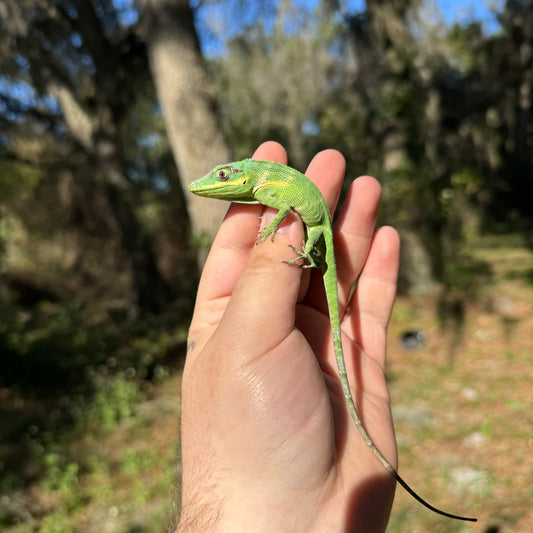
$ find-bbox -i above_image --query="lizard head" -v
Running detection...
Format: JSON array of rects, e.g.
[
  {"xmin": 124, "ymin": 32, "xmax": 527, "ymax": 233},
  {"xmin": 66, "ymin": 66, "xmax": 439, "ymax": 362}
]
[{"xmin": 188, "ymin": 160, "xmax": 257, "ymax": 202}]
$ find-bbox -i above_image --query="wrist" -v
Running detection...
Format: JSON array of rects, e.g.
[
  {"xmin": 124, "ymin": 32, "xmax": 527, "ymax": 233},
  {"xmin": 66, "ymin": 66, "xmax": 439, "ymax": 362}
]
[{"xmin": 177, "ymin": 497, "xmax": 315, "ymax": 533}]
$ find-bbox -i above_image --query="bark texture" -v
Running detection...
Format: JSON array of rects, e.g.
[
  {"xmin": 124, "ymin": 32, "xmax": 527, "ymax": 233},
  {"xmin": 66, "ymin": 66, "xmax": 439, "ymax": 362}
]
[{"xmin": 141, "ymin": 0, "xmax": 231, "ymax": 251}]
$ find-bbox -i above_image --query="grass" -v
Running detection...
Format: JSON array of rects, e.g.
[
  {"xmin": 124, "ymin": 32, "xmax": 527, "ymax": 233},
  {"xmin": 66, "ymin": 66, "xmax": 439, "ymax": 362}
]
[
  {"xmin": 386, "ymin": 235, "xmax": 533, "ymax": 532},
  {"xmin": 0, "ymin": 375, "xmax": 181, "ymax": 533},
  {"xmin": 0, "ymin": 296, "xmax": 188, "ymax": 533},
  {"xmin": 1, "ymin": 233, "xmax": 532, "ymax": 532}
]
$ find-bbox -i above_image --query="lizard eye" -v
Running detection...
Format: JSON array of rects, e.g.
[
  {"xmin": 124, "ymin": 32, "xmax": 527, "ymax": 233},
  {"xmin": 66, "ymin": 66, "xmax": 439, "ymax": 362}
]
[{"xmin": 217, "ymin": 169, "xmax": 229, "ymax": 181}]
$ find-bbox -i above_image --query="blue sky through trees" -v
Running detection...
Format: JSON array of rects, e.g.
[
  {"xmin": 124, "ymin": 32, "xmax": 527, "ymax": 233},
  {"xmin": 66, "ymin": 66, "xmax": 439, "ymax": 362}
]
[{"xmin": 194, "ymin": 0, "xmax": 503, "ymax": 56}]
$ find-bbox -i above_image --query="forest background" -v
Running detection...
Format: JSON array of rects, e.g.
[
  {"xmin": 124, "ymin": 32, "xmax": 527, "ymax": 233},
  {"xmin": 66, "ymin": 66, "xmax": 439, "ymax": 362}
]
[{"xmin": 0, "ymin": 0, "xmax": 532, "ymax": 532}]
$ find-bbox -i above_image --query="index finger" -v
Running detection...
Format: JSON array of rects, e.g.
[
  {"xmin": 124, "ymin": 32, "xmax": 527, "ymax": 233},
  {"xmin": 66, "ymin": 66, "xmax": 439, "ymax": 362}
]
[{"xmin": 192, "ymin": 142, "xmax": 288, "ymax": 324}]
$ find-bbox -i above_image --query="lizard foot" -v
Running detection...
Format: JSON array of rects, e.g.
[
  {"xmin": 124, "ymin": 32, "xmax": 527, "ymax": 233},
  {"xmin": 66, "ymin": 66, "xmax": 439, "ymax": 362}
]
[{"xmin": 283, "ymin": 244, "xmax": 320, "ymax": 269}]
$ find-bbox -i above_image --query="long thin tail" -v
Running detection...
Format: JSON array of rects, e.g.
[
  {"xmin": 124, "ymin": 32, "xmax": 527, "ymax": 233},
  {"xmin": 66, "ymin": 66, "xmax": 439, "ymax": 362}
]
[{"xmin": 323, "ymin": 250, "xmax": 477, "ymax": 522}]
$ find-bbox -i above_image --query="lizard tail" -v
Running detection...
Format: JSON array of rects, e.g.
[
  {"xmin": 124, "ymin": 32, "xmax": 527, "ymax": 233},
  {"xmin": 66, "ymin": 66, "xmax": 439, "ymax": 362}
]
[{"xmin": 324, "ymin": 249, "xmax": 477, "ymax": 522}]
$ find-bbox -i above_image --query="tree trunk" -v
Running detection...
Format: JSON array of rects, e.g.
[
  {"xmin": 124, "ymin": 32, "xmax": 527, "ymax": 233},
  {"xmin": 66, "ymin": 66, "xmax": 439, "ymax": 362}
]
[
  {"xmin": 93, "ymin": 109, "xmax": 173, "ymax": 312},
  {"xmin": 141, "ymin": 0, "xmax": 232, "ymax": 260},
  {"xmin": 365, "ymin": 0, "xmax": 433, "ymax": 294},
  {"xmin": 43, "ymin": 5, "xmax": 172, "ymax": 312}
]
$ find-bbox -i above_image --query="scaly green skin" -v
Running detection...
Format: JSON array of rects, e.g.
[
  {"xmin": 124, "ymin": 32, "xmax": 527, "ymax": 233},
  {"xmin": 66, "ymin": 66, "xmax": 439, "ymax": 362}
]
[{"xmin": 189, "ymin": 158, "xmax": 477, "ymax": 523}]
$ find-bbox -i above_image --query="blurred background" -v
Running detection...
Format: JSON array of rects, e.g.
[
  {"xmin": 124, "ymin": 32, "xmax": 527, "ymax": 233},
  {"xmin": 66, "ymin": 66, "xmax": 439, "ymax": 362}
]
[{"xmin": 0, "ymin": 0, "xmax": 531, "ymax": 531}]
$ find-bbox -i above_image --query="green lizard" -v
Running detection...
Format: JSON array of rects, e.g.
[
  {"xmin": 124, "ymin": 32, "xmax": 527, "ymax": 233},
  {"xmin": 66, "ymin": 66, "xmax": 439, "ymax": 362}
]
[{"xmin": 189, "ymin": 158, "xmax": 477, "ymax": 523}]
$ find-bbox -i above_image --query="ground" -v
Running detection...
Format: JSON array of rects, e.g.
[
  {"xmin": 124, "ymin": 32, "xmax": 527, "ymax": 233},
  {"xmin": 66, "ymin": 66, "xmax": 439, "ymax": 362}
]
[
  {"xmin": 386, "ymin": 235, "xmax": 533, "ymax": 532},
  {"xmin": 1, "ymin": 234, "xmax": 531, "ymax": 532}
]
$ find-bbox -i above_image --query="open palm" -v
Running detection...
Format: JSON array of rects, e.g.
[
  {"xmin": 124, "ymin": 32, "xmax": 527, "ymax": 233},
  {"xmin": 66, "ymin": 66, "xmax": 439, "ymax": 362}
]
[{"xmin": 180, "ymin": 141, "xmax": 399, "ymax": 533}]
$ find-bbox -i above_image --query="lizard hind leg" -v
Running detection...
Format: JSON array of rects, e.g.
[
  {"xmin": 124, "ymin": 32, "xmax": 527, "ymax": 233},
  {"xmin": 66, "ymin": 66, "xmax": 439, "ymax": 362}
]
[
  {"xmin": 283, "ymin": 228, "xmax": 325, "ymax": 269},
  {"xmin": 285, "ymin": 225, "xmax": 326, "ymax": 269},
  {"xmin": 283, "ymin": 244, "xmax": 319, "ymax": 268},
  {"xmin": 279, "ymin": 223, "xmax": 325, "ymax": 268}
]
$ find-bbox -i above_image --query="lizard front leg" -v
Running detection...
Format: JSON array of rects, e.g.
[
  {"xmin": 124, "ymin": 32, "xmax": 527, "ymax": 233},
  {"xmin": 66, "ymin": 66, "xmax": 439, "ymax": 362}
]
[{"xmin": 254, "ymin": 189, "xmax": 292, "ymax": 243}]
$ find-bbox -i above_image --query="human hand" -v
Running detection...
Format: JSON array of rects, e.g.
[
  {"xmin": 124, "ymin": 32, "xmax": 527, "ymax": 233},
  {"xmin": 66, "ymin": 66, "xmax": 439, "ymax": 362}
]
[{"xmin": 178, "ymin": 142, "xmax": 400, "ymax": 533}]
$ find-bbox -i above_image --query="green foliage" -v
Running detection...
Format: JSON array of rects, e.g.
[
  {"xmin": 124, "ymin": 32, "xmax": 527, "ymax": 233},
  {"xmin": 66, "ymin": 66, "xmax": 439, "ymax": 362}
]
[
  {"xmin": 0, "ymin": 296, "xmax": 189, "ymax": 392},
  {"xmin": 445, "ymin": 21, "xmax": 486, "ymax": 74},
  {"xmin": 38, "ymin": 513, "xmax": 78, "ymax": 533},
  {"xmin": 88, "ymin": 377, "xmax": 140, "ymax": 431},
  {"xmin": 43, "ymin": 453, "xmax": 79, "ymax": 493},
  {"xmin": 42, "ymin": 453, "xmax": 85, "ymax": 513},
  {"xmin": 212, "ymin": 0, "xmax": 346, "ymax": 167},
  {"xmin": 0, "ymin": 161, "xmax": 42, "ymax": 206},
  {"xmin": 121, "ymin": 448, "xmax": 161, "ymax": 479},
  {"xmin": 378, "ymin": 79, "xmax": 418, "ymax": 122},
  {"xmin": 0, "ymin": 293, "xmax": 188, "ymax": 510},
  {"xmin": 450, "ymin": 167, "xmax": 484, "ymax": 195},
  {"xmin": 188, "ymin": 230, "xmax": 214, "ymax": 251},
  {"xmin": 0, "ymin": 301, "xmax": 120, "ymax": 390},
  {"xmin": 480, "ymin": 418, "xmax": 492, "ymax": 438}
]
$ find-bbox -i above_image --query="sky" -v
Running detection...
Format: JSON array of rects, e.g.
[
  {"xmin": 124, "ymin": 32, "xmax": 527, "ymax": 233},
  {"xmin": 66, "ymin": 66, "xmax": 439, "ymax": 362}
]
[
  {"xmin": 195, "ymin": 0, "xmax": 504, "ymax": 56},
  {"xmin": 111, "ymin": 0, "xmax": 504, "ymax": 42},
  {"xmin": 295, "ymin": 0, "xmax": 503, "ymax": 28},
  {"xmin": 111, "ymin": 0, "xmax": 504, "ymax": 55},
  {"xmin": 432, "ymin": 0, "xmax": 503, "ymax": 32}
]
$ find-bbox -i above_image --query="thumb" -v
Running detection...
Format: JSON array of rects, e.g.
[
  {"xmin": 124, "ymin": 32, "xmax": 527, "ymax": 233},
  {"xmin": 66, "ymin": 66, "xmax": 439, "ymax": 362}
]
[{"xmin": 216, "ymin": 209, "xmax": 304, "ymax": 366}]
